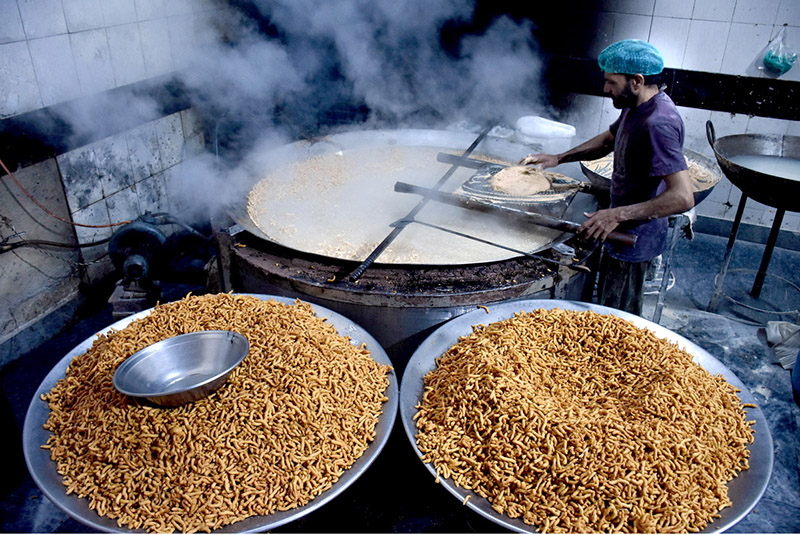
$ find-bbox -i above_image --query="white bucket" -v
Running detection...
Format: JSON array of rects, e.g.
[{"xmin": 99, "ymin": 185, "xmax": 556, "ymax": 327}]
[{"xmin": 515, "ymin": 116, "xmax": 576, "ymax": 154}]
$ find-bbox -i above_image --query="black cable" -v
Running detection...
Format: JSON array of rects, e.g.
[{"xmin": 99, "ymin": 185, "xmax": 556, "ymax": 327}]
[
  {"xmin": 1, "ymin": 212, "xmax": 209, "ymax": 255},
  {"xmin": 0, "ymin": 237, "xmax": 111, "ymax": 253}
]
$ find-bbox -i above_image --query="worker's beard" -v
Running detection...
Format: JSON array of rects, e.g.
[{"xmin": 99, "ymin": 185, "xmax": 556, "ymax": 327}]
[{"xmin": 610, "ymin": 82, "xmax": 638, "ymax": 109}]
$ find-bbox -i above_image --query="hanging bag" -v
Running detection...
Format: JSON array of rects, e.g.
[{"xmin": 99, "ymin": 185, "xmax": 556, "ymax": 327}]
[{"xmin": 760, "ymin": 24, "xmax": 797, "ymax": 76}]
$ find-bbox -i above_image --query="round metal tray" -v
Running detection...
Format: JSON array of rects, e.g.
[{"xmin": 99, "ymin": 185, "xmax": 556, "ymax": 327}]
[
  {"xmin": 399, "ymin": 299, "xmax": 773, "ymax": 533},
  {"xmin": 23, "ymin": 294, "xmax": 398, "ymax": 533}
]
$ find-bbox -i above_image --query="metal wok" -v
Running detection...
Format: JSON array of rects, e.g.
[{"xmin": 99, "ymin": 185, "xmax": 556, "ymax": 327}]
[
  {"xmin": 220, "ymin": 130, "xmax": 602, "ymax": 375},
  {"xmin": 226, "ymin": 129, "xmax": 597, "ymax": 267},
  {"xmin": 706, "ymin": 121, "xmax": 800, "ymax": 212},
  {"xmin": 579, "ymin": 148, "xmax": 722, "ymax": 207},
  {"xmin": 706, "ymin": 120, "xmax": 800, "ymax": 305}
]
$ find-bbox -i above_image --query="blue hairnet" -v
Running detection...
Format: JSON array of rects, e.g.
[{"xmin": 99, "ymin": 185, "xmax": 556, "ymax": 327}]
[{"xmin": 598, "ymin": 39, "xmax": 664, "ymax": 76}]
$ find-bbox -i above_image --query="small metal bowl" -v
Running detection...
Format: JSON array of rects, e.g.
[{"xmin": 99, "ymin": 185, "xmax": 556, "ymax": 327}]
[{"xmin": 113, "ymin": 330, "xmax": 249, "ymax": 407}]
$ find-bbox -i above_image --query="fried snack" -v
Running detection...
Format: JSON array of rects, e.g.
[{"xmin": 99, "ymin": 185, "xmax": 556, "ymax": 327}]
[
  {"xmin": 582, "ymin": 154, "xmax": 719, "ymax": 194},
  {"xmin": 414, "ymin": 308, "xmax": 755, "ymax": 533},
  {"xmin": 687, "ymin": 159, "xmax": 717, "ymax": 191},
  {"xmin": 41, "ymin": 293, "xmax": 391, "ymax": 533}
]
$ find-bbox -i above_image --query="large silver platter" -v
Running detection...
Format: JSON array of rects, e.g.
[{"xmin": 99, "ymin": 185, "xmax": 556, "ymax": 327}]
[
  {"xmin": 399, "ymin": 299, "xmax": 773, "ymax": 533},
  {"xmin": 23, "ymin": 294, "xmax": 398, "ymax": 533}
]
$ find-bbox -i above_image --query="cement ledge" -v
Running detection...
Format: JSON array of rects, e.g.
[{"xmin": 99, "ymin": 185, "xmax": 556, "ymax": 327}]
[
  {"xmin": 695, "ymin": 215, "xmax": 800, "ymax": 252},
  {"xmin": 0, "ymin": 291, "xmax": 83, "ymax": 369}
]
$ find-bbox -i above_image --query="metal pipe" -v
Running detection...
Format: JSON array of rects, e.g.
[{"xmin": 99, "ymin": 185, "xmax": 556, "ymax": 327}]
[
  {"xmin": 708, "ymin": 194, "xmax": 748, "ymax": 312},
  {"xmin": 652, "ymin": 214, "xmax": 687, "ymax": 324},
  {"xmin": 391, "ymin": 218, "xmax": 591, "ymax": 273}
]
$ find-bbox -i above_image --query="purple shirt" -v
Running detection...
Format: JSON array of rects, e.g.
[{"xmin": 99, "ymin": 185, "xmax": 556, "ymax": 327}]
[{"xmin": 606, "ymin": 91, "xmax": 687, "ymax": 262}]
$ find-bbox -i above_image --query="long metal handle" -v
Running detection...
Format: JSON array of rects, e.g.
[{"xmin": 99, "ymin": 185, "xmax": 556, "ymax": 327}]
[
  {"xmin": 395, "ymin": 218, "xmax": 590, "ymax": 272},
  {"xmin": 706, "ymin": 120, "xmax": 717, "ymax": 149},
  {"xmin": 345, "ymin": 226, "xmax": 402, "ymax": 282},
  {"xmin": 436, "ymin": 152, "xmax": 490, "ymax": 169},
  {"xmin": 394, "ymin": 181, "xmax": 637, "ymax": 247},
  {"xmin": 346, "ymin": 126, "xmax": 493, "ymax": 282}
]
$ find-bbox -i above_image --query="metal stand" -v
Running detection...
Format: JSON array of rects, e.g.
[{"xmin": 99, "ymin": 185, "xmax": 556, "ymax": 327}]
[
  {"xmin": 708, "ymin": 193, "xmax": 787, "ymax": 312},
  {"xmin": 109, "ymin": 279, "xmax": 161, "ymax": 320},
  {"xmin": 752, "ymin": 208, "xmax": 785, "ymax": 298},
  {"xmin": 651, "ymin": 213, "xmax": 691, "ymax": 324},
  {"xmin": 708, "ymin": 195, "xmax": 748, "ymax": 313}
]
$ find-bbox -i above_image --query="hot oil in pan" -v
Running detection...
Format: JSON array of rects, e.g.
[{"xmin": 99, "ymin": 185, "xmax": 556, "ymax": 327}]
[
  {"xmin": 247, "ymin": 146, "xmax": 562, "ymax": 264},
  {"xmin": 729, "ymin": 154, "xmax": 800, "ymax": 182}
]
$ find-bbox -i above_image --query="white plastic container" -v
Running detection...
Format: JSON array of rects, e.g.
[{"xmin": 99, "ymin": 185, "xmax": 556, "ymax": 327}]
[{"xmin": 515, "ymin": 115, "xmax": 576, "ymax": 154}]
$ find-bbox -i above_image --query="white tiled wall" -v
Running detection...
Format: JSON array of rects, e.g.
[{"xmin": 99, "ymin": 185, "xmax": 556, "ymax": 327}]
[
  {"xmin": 0, "ymin": 41, "xmax": 42, "ymax": 115},
  {"xmin": 683, "ymin": 20, "xmax": 728, "ymax": 72},
  {"xmin": 691, "ymin": 0, "xmax": 736, "ymax": 22},
  {"xmin": 1, "ymin": 0, "xmax": 218, "ymax": 284},
  {"xmin": 568, "ymin": 0, "xmax": 800, "ymax": 234},
  {"xmin": 107, "ymin": 23, "xmax": 148, "ymax": 87},
  {"xmin": 597, "ymin": 0, "xmax": 800, "ymax": 81},
  {"xmin": 62, "ymin": 0, "xmax": 104, "ymax": 33},
  {"xmin": 653, "ymin": 0, "xmax": 694, "ymax": 19},
  {"xmin": 70, "ymin": 29, "xmax": 116, "ymax": 95},
  {"xmin": 139, "ymin": 18, "xmax": 173, "ymax": 77},
  {"xmin": 55, "ymin": 109, "xmax": 205, "ymax": 268},
  {"xmin": 0, "ymin": 0, "xmax": 26, "ymax": 43},
  {"xmin": 28, "ymin": 34, "xmax": 81, "ymax": 107},
  {"xmin": 0, "ymin": 0, "xmax": 216, "ymax": 119}
]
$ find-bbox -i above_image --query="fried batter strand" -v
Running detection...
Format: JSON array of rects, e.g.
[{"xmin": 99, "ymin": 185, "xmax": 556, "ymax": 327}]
[
  {"xmin": 42, "ymin": 294, "xmax": 391, "ymax": 533},
  {"xmin": 415, "ymin": 308, "xmax": 754, "ymax": 534}
]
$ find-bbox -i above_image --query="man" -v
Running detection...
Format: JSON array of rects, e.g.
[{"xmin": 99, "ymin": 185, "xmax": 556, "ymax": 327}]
[{"xmin": 520, "ymin": 39, "xmax": 694, "ymax": 315}]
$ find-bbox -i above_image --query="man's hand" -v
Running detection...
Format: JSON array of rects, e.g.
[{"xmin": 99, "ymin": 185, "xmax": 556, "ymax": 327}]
[
  {"xmin": 580, "ymin": 208, "xmax": 625, "ymax": 241},
  {"xmin": 580, "ymin": 170, "xmax": 693, "ymax": 243},
  {"xmin": 519, "ymin": 153, "xmax": 559, "ymax": 169}
]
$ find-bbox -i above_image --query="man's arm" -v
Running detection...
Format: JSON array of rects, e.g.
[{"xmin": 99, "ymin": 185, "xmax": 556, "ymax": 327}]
[
  {"xmin": 580, "ymin": 169, "xmax": 695, "ymax": 241},
  {"xmin": 520, "ymin": 130, "xmax": 615, "ymax": 168}
]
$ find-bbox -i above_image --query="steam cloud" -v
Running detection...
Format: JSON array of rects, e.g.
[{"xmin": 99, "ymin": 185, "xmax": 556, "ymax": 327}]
[
  {"xmin": 187, "ymin": 0, "xmax": 545, "ymax": 137},
  {"xmin": 54, "ymin": 0, "xmax": 549, "ymax": 223}
]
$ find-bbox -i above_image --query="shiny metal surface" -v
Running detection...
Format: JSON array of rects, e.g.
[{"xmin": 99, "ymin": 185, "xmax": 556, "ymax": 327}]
[
  {"xmin": 680, "ymin": 148, "xmax": 724, "ymax": 205},
  {"xmin": 113, "ymin": 330, "xmax": 249, "ymax": 407},
  {"xmin": 706, "ymin": 121, "xmax": 800, "ymax": 212},
  {"xmin": 228, "ymin": 128, "xmax": 593, "ymax": 264},
  {"xmin": 23, "ymin": 294, "xmax": 398, "ymax": 533},
  {"xmin": 399, "ymin": 299, "xmax": 773, "ymax": 534},
  {"xmin": 579, "ymin": 148, "xmax": 723, "ymax": 206}
]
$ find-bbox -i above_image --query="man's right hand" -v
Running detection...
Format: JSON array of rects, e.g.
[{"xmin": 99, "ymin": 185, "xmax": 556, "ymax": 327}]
[
  {"xmin": 580, "ymin": 208, "xmax": 625, "ymax": 242},
  {"xmin": 519, "ymin": 153, "xmax": 559, "ymax": 169}
]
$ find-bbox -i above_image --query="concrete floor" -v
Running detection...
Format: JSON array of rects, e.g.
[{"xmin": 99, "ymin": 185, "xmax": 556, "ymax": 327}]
[{"xmin": 1, "ymin": 230, "xmax": 799, "ymax": 533}]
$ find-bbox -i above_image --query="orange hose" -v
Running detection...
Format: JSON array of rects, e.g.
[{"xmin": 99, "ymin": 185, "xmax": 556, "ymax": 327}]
[{"xmin": 0, "ymin": 156, "xmax": 131, "ymax": 228}]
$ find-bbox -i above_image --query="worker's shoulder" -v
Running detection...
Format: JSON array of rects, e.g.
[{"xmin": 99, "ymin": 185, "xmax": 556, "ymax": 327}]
[
  {"xmin": 645, "ymin": 96, "xmax": 684, "ymax": 129},
  {"xmin": 653, "ymin": 93, "xmax": 683, "ymax": 117}
]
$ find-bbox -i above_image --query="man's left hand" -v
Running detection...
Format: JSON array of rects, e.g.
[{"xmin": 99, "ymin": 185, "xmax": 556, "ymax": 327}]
[{"xmin": 581, "ymin": 208, "xmax": 625, "ymax": 241}]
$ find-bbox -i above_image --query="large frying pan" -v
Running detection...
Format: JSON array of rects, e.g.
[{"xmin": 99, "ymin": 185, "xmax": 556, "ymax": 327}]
[
  {"xmin": 706, "ymin": 121, "xmax": 800, "ymax": 212},
  {"xmin": 226, "ymin": 129, "xmax": 600, "ymax": 266},
  {"xmin": 705, "ymin": 120, "xmax": 800, "ymax": 305},
  {"xmin": 579, "ymin": 148, "xmax": 722, "ymax": 207}
]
